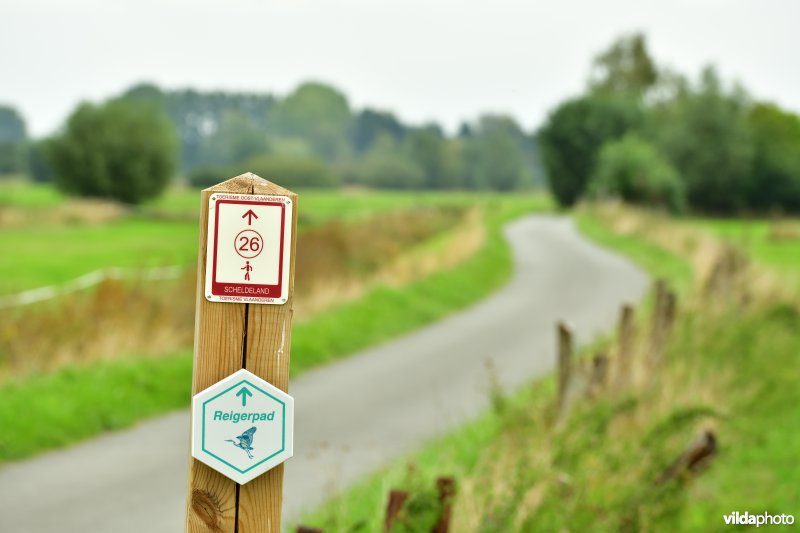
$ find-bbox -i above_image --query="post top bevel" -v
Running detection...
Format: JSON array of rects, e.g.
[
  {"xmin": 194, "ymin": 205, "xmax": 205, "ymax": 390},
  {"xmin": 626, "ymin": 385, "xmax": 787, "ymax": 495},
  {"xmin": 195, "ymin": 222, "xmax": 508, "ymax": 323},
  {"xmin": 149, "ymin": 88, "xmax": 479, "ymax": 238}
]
[{"xmin": 203, "ymin": 172, "xmax": 296, "ymax": 197}]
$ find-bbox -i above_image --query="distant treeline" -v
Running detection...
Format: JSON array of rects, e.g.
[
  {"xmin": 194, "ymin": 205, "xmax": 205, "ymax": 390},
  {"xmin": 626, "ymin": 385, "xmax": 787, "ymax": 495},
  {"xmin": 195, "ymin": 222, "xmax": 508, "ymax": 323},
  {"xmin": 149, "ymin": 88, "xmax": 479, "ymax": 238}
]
[
  {"xmin": 539, "ymin": 34, "xmax": 800, "ymax": 214},
  {"xmin": 0, "ymin": 81, "xmax": 545, "ymax": 203},
  {"xmin": 3, "ymin": 32, "xmax": 799, "ymax": 212}
]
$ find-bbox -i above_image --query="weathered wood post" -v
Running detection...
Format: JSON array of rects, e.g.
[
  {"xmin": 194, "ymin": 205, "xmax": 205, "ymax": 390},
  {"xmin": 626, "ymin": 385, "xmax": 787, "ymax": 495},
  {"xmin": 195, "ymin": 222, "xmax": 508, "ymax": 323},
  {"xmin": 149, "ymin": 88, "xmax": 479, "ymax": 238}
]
[
  {"xmin": 433, "ymin": 477, "xmax": 456, "ymax": 533},
  {"xmin": 616, "ymin": 303, "xmax": 635, "ymax": 386},
  {"xmin": 556, "ymin": 321, "xmax": 573, "ymax": 417},
  {"xmin": 664, "ymin": 289, "xmax": 677, "ymax": 332},
  {"xmin": 588, "ymin": 352, "xmax": 609, "ymax": 396},
  {"xmin": 185, "ymin": 173, "xmax": 298, "ymax": 533},
  {"xmin": 384, "ymin": 489, "xmax": 410, "ymax": 532},
  {"xmin": 649, "ymin": 279, "xmax": 668, "ymax": 363}
]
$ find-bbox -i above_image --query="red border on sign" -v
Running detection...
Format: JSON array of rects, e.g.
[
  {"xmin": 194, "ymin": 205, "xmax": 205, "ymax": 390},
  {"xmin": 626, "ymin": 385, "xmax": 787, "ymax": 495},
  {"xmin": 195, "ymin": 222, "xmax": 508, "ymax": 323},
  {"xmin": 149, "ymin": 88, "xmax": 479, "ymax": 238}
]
[{"xmin": 211, "ymin": 200, "xmax": 286, "ymax": 299}]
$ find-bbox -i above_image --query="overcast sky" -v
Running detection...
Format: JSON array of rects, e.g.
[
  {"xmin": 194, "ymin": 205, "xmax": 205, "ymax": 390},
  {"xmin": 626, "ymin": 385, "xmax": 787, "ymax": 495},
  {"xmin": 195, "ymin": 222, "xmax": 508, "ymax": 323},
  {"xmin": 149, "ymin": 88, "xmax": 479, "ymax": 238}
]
[{"xmin": 1, "ymin": 0, "xmax": 798, "ymax": 136}]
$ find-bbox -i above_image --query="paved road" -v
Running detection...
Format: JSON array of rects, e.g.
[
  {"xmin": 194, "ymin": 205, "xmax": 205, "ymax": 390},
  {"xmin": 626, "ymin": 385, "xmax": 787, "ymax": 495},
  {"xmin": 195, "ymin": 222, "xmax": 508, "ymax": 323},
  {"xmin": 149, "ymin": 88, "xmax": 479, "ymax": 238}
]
[{"xmin": 0, "ymin": 215, "xmax": 648, "ymax": 532}]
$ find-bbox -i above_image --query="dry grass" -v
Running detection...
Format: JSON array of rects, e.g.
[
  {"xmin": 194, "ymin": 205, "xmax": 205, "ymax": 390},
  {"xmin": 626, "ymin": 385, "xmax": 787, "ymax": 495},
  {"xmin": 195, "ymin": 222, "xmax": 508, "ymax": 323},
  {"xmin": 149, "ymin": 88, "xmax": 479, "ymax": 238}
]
[
  {"xmin": 294, "ymin": 208, "xmax": 483, "ymax": 319},
  {"xmin": 0, "ymin": 199, "xmax": 129, "ymax": 228},
  {"xmin": 0, "ymin": 274, "xmax": 196, "ymax": 380},
  {"xmin": 768, "ymin": 220, "xmax": 800, "ymax": 241},
  {"xmin": 583, "ymin": 201, "xmax": 796, "ymax": 304}
]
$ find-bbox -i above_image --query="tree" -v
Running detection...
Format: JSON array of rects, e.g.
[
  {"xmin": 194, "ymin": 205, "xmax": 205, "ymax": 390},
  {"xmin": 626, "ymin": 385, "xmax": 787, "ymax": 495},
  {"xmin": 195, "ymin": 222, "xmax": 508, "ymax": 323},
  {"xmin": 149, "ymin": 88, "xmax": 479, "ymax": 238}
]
[
  {"xmin": 355, "ymin": 150, "xmax": 424, "ymax": 189},
  {"xmin": 200, "ymin": 111, "xmax": 269, "ymax": 167},
  {"xmin": 351, "ymin": 109, "xmax": 406, "ymax": 154},
  {"xmin": 404, "ymin": 126, "xmax": 454, "ymax": 189},
  {"xmin": 48, "ymin": 99, "xmax": 177, "ymax": 204},
  {"xmin": 27, "ymin": 139, "xmax": 54, "ymax": 183},
  {"xmin": 122, "ymin": 83, "xmax": 276, "ymax": 172},
  {"xmin": 466, "ymin": 115, "xmax": 530, "ymax": 191},
  {"xmin": 746, "ymin": 103, "xmax": 800, "ymax": 212},
  {"xmin": 272, "ymin": 82, "xmax": 351, "ymax": 162},
  {"xmin": 0, "ymin": 105, "xmax": 27, "ymax": 174},
  {"xmin": 654, "ymin": 67, "xmax": 754, "ymax": 213},
  {"xmin": 589, "ymin": 33, "xmax": 659, "ymax": 98},
  {"xmin": 539, "ymin": 95, "xmax": 644, "ymax": 206},
  {"xmin": 589, "ymin": 135, "xmax": 685, "ymax": 213}
]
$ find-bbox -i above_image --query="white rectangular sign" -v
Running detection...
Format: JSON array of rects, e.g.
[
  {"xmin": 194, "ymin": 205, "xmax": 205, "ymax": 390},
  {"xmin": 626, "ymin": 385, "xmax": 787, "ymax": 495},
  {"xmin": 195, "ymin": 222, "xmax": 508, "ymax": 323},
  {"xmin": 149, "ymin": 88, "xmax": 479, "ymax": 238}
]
[{"xmin": 205, "ymin": 193, "xmax": 293, "ymax": 304}]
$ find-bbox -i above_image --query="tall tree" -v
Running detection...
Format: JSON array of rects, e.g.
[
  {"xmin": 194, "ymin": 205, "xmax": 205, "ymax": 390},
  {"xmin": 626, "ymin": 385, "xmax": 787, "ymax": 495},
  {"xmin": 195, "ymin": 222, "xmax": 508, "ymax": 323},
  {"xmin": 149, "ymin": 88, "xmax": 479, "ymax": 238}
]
[
  {"xmin": 655, "ymin": 67, "xmax": 754, "ymax": 213},
  {"xmin": 589, "ymin": 33, "xmax": 659, "ymax": 97},
  {"xmin": 272, "ymin": 82, "xmax": 351, "ymax": 162},
  {"xmin": 404, "ymin": 126, "xmax": 453, "ymax": 189},
  {"xmin": 351, "ymin": 109, "xmax": 406, "ymax": 154},
  {"xmin": 0, "ymin": 105, "xmax": 28, "ymax": 173},
  {"xmin": 122, "ymin": 83, "xmax": 276, "ymax": 171},
  {"xmin": 200, "ymin": 111, "xmax": 270, "ymax": 167},
  {"xmin": 746, "ymin": 103, "xmax": 800, "ymax": 212},
  {"xmin": 463, "ymin": 115, "xmax": 531, "ymax": 191},
  {"xmin": 539, "ymin": 95, "xmax": 644, "ymax": 206}
]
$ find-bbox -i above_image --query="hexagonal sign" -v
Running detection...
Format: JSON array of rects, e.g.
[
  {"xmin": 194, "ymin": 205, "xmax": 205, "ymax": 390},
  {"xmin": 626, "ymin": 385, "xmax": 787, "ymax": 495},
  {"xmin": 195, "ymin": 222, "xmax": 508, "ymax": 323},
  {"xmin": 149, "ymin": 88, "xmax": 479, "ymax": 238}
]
[{"xmin": 191, "ymin": 369, "xmax": 294, "ymax": 484}]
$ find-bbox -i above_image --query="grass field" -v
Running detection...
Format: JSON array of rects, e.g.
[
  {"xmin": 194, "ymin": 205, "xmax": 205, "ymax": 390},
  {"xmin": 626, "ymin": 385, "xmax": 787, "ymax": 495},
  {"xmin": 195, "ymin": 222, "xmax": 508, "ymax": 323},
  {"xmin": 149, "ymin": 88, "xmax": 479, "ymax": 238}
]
[
  {"xmin": 298, "ymin": 206, "xmax": 800, "ymax": 532},
  {"xmin": 0, "ymin": 184, "xmax": 552, "ymax": 461}
]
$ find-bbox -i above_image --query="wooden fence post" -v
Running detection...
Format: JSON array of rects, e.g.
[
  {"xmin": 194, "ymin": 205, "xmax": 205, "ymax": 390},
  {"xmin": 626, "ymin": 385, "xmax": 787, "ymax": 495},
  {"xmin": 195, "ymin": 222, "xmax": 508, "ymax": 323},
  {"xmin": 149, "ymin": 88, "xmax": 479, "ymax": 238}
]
[
  {"xmin": 556, "ymin": 321, "xmax": 573, "ymax": 417},
  {"xmin": 588, "ymin": 352, "xmax": 609, "ymax": 396},
  {"xmin": 185, "ymin": 173, "xmax": 298, "ymax": 533},
  {"xmin": 433, "ymin": 477, "xmax": 456, "ymax": 533},
  {"xmin": 664, "ymin": 289, "xmax": 677, "ymax": 332},
  {"xmin": 616, "ymin": 303, "xmax": 635, "ymax": 386},
  {"xmin": 649, "ymin": 279, "xmax": 668, "ymax": 363},
  {"xmin": 384, "ymin": 490, "xmax": 410, "ymax": 532}
]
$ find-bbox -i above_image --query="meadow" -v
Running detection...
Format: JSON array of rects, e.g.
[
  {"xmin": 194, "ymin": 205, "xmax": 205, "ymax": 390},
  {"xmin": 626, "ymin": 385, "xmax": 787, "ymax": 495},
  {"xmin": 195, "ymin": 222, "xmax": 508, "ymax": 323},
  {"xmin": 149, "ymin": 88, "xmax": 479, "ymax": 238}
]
[
  {"xmin": 299, "ymin": 205, "xmax": 800, "ymax": 532},
  {"xmin": 0, "ymin": 181, "xmax": 552, "ymax": 461}
]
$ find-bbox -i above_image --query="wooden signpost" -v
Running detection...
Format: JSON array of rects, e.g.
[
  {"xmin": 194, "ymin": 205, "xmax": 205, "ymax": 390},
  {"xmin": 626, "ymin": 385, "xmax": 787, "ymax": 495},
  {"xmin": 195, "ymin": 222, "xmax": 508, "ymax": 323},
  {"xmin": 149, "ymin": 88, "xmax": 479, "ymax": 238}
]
[{"xmin": 185, "ymin": 173, "xmax": 298, "ymax": 533}]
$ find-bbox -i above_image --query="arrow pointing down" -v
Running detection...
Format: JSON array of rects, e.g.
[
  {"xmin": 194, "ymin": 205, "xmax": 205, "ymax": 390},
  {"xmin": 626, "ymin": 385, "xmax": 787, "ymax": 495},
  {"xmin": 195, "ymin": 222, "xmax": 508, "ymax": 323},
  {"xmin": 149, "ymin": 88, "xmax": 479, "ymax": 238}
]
[
  {"xmin": 236, "ymin": 387, "xmax": 253, "ymax": 406},
  {"xmin": 242, "ymin": 209, "xmax": 258, "ymax": 225}
]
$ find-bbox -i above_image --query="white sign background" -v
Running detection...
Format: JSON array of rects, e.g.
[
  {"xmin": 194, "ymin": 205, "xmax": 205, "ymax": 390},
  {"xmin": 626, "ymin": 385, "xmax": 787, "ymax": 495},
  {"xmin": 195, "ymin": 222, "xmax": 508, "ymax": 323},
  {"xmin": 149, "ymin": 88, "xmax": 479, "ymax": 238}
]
[
  {"xmin": 191, "ymin": 369, "xmax": 295, "ymax": 485},
  {"xmin": 205, "ymin": 194, "xmax": 293, "ymax": 304}
]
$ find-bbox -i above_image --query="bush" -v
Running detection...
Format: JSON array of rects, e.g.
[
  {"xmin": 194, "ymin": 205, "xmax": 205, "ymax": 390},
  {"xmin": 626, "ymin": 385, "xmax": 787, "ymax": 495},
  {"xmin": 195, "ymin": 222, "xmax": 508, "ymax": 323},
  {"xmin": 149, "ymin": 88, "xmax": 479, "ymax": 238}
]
[
  {"xmin": 48, "ymin": 99, "xmax": 177, "ymax": 204},
  {"xmin": 589, "ymin": 135, "xmax": 686, "ymax": 213},
  {"xmin": 539, "ymin": 94, "xmax": 644, "ymax": 207}
]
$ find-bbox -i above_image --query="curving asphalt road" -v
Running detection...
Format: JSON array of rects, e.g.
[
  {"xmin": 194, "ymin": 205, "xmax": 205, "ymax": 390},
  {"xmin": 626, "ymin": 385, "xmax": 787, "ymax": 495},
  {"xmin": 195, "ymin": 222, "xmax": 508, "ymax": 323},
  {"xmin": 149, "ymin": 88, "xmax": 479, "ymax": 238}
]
[{"xmin": 0, "ymin": 215, "xmax": 648, "ymax": 532}]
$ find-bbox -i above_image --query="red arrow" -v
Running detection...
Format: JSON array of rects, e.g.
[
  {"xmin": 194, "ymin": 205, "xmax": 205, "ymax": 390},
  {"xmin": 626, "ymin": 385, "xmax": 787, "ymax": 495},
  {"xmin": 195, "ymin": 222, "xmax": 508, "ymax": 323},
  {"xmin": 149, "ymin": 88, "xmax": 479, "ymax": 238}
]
[{"xmin": 242, "ymin": 209, "xmax": 259, "ymax": 225}]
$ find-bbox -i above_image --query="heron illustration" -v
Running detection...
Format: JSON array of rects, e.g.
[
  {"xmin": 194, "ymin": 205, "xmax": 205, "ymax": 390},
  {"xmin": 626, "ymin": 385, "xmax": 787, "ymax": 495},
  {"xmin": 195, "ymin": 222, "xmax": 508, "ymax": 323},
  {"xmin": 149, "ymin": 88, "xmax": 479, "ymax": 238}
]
[{"xmin": 225, "ymin": 426, "xmax": 257, "ymax": 459}]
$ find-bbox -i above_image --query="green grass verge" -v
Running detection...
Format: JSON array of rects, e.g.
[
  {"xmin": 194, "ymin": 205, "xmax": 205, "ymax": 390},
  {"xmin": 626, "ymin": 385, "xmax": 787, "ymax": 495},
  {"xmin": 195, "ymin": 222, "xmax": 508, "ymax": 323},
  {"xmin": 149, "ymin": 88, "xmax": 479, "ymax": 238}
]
[
  {"xmin": 0, "ymin": 218, "xmax": 199, "ymax": 294},
  {"xmin": 0, "ymin": 353, "xmax": 192, "ymax": 458},
  {"xmin": 295, "ymin": 378, "xmax": 558, "ymax": 531},
  {"xmin": 0, "ymin": 193, "xmax": 551, "ymax": 462}
]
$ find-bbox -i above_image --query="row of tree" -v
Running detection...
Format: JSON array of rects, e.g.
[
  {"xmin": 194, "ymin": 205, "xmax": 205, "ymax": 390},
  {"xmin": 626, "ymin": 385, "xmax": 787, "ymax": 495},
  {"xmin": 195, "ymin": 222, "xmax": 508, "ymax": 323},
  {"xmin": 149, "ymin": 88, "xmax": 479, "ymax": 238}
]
[
  {"xmin": 539, "ymin": 34, "xmax": 800, "ymax": 214},
  {"xmin": 5, "ymin": 34, "xmax": 798, "ymax": 212},
  {"xmin": 0, "ymin": 82, "xmax": 545, "ymax": 203}
]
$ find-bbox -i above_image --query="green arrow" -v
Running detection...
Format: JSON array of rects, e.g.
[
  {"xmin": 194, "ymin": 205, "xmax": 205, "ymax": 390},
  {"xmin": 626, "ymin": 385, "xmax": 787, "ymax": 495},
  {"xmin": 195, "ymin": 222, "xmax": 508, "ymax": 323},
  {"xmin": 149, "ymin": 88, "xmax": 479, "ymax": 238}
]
[{"xmin": 236, "ymin": 387, "xmax": 253, "ymax": 407}]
